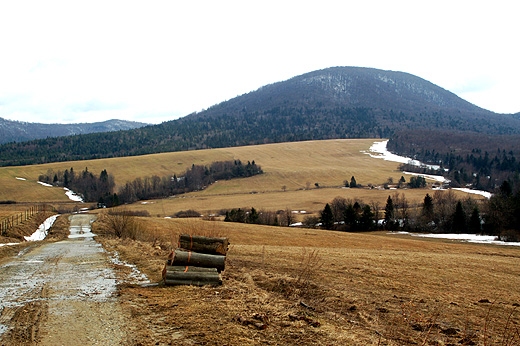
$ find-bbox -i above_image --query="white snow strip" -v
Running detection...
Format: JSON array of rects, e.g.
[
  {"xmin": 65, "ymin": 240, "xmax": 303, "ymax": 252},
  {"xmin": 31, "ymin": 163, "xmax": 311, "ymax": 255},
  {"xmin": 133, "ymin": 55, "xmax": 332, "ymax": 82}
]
[
  {"xmin": 393, "ymin": 232, "xmax": 520, "ymax": 246},
  {"xmin": 452, "ymin": 188, "xmax": 492, "ymax": 199},
  {"xmin": 37, "ymin": 181, "xmax": 53, "ymax": 187},
  {"xmin": 0, "ymin": 243, "xmax": 20, "ymax": 247},
  {"xmin": 403, "ymin": 171, "xmax": 447, "ymax": 183},
  {"xmin": 15, "ymin": 177, "xmax": 26, "ymax": 181},
  {"xmin": 64, "ymin": 188, "xmax": 84, "ymax": 202},
  {"xmin": 365, "ymin": 140, "xmax": 443, "ymax": 170},
  {"xmin": 24, "ymin": 215, "xmax": 59, "ymax": 241},
  {"xmin": 37, "ymin": 182, "xmax": 85, "ymax": 201},
  {"xmin": 366, "ymin": 141, "xmax": 492, "ymax": 198}
]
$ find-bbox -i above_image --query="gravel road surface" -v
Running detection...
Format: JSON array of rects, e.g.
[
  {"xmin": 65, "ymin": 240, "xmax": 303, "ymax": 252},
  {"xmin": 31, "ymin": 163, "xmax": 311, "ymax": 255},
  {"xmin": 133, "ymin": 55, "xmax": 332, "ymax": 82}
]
[{"xmin": 0, "ymin": 214, "xmax": 129, "ymax": 345}]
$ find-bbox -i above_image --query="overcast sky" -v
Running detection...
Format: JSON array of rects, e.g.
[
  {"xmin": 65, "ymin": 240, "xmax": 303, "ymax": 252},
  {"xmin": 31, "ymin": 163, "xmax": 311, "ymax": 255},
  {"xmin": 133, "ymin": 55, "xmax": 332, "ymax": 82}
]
[{"xmin": 0, "ymin": 1, "xmax": 518, "ymax": 125}]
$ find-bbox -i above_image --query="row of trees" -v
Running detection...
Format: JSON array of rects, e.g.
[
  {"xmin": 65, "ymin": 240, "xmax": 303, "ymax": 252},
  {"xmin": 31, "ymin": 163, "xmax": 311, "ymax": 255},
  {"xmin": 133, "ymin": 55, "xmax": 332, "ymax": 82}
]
[
  {"xmin": 221, "ymin": 191, "xmax": 485, "ymax": 234},
  {"xmin": 317, "ymin": 179, "xmax": 520, "ymax": 241},
  {"xmin": 318, "ymin": 191, "xmax": 482, "ymax": 234},
  {"xmin": 39, "ymin": 167, "xmax": 115, "ymax": 204},
  {"xmin": 389, "ymin": 129, "xmax": 520, "ymax": 193},
  {"xmin": 224, "ymin": 207, "xmax": 295, "ymax": 227},
  {"xmin": 117, "ymin": 160, "xmax": 262, "ymax": 204},
  {"xmin": 38, "ymin": 159, "xmax": 263, "ymax": 207}
]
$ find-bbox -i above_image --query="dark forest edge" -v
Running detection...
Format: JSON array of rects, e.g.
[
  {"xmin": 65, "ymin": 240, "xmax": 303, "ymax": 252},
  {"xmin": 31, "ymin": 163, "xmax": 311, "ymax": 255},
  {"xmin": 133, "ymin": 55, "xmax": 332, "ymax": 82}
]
[
  {"xmin": 388, "ymin": 129, "xmax": 520, "ymax": 193},
  {"xmin": 222, "ymin": 181, "xmax": 520, "ymax": 242},
  {"xmin": 318, "ymin": 180, "xmax": 519, "ymax": 241}
]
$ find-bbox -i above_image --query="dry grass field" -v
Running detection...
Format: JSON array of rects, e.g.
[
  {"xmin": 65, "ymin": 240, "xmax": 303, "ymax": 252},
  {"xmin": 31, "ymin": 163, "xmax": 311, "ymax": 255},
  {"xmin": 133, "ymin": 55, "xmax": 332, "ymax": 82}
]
[
  {"xmin": 2, "ymin": 138, "xmax": 512, "ymax": 345},
  {"xmin": 1, "ymin": 139, "xmax": 394, "ymax": 193},
  {"xmin": 93, "ymin": 216, "xmax": 520, "ymax": 345},
  {"xmin": 0, "ymin": 139, "xmax": 424, "ymax": 200},
  {"xmin": 0, "ymin": 139, "xmax": 484, "ymax": 221}
]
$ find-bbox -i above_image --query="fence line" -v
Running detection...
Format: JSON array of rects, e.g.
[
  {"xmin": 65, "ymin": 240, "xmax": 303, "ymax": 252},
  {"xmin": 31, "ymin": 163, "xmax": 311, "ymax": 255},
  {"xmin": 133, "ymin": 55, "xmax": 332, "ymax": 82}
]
[{"xmin": 0, "ymin": 204, "xmax": 51, "ymax": 237}]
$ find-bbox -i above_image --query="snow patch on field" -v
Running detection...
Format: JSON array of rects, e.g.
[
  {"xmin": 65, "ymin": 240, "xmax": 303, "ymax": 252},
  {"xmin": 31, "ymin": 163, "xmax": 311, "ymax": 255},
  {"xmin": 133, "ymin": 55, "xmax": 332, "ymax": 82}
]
[
  {"xmin": 15, "ymin": 177, "xmax": 26, "ymax": 181},
  {"xmin": 403, "ymin": 171, "xmax": 447, "ymax": 183},
  {"xmin": 64, "ymin": 188, "xmax": 84, "ymax": 202},
  {"xmin": 36, "ymin": 181, "xmax": 84, "ymax": 201},
  {"xmin": 452, "ymin": 188, "xmax": 492, "ymax": 199},
  {"xmin": 366, "ymin": 140, "xmax": 492, "ymax": 198},
  {"xmin": 37, "ymin": 181, "xmax": 53, "ymax": 187},
  {"xmin": 393, "ymin": 232, "xmax": 520, "ymax": 246},
  {"xmin": 0, "ymin": 243, "xmax": 19, "ymax": 247},
  {"xmin": 24, "ymin": 215, "xmax": 59, "ymax": 241},
  {"xmin": 366, "ymin": 140, "xmax": 443, "ymax": 171}
]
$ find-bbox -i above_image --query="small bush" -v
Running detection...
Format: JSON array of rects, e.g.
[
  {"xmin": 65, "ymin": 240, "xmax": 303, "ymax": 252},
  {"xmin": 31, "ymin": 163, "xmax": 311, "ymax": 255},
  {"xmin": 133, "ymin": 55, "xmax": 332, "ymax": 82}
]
[
  {"xmin": 109, "ymin": 209, "xmax": 150, "ymax": 217},
  {"xmin": 174, "ymin": 209, "xmax": 201, "ymax": 218},
  {"xmin": 104, "ymin": 209, "xmax": 142, "ymax": 239},
  {"xmin": 302, "ymin": 215, "xmax": 320, "ymax": 228}
]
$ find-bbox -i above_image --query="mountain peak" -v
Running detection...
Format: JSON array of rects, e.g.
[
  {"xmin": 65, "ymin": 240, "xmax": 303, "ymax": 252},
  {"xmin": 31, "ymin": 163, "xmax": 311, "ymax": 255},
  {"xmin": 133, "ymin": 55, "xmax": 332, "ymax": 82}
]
[{"xmin": 288, "ymin": 66, "xmax": 487, "ymax": 113}]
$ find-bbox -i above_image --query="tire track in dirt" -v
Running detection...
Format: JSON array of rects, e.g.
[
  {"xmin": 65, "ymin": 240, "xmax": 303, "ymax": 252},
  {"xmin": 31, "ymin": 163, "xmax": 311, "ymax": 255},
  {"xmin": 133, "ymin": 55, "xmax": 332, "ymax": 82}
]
[{"xmin": 0, "ymin": 214, "xmax": 129, "ymax": 345}]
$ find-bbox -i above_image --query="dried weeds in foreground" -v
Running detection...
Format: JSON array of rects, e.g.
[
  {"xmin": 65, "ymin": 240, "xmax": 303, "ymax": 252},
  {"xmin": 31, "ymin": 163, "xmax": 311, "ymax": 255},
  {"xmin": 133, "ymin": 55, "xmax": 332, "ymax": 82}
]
[{"xmin": 97, "ymin": 218, "xmax": 520, "ymax": 345}]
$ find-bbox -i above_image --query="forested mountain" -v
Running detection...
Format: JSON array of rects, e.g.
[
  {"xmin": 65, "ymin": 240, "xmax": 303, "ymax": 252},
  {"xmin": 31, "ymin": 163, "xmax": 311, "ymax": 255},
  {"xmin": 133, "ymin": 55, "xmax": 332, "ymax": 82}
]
[
  {"xmin": 0, "ymin": 117, "xmax": 148, "ymax": 144},
  {"xmin": 1, "ymin": 67, "xmax": 520, "ymax": 174}
]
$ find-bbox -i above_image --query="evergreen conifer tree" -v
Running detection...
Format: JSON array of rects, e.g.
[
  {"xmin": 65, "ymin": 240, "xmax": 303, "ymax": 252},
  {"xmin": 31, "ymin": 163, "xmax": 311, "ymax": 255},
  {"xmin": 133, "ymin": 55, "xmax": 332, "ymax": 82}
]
[{"xmin": 320, "ymin": 203, "xmax": 334, "ymax": 230}]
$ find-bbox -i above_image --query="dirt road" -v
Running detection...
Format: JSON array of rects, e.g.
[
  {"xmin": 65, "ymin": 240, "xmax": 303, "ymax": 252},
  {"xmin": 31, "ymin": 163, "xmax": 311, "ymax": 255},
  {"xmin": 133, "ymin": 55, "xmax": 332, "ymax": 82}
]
[{"xmin": 0, "ymin": 214, "xmax": 129, "ymax": 345}]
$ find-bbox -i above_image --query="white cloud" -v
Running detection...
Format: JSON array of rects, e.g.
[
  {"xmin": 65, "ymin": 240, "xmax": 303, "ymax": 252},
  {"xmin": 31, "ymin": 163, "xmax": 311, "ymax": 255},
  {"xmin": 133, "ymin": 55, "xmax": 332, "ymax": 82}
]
[{"xmin": 0, "ymin": 1, "xmax": 519, "ymax": 125}]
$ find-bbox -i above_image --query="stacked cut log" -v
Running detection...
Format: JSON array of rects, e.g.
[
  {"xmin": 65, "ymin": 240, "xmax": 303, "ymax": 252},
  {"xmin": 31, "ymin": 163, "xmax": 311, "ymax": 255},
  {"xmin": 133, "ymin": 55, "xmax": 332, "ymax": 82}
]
[{"xmin": 163, "ymin": 234, "xmax": 229, "ymax": 286}]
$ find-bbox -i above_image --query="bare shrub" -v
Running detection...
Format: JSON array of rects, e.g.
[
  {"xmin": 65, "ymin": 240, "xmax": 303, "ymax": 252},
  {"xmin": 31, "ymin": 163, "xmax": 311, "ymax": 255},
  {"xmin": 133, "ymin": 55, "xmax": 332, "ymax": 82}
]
[
  {"xmin": 257, "ymin": 209, "xmax": 278, "ymax": 226},
  {"xmin": 483, "ymin": 302, "xmax": 520, "ymax": 346},
  {"xmin": 104, "ymin": 209, "xmax": 142, "ymax": 239},
  {"xmin": 295, "ymin": 248, "xmax": 323, "ymax": 293},
  {"xmin": 302, "ymin": 215, "xmax": 320, "ymax": 228},
  {"xmin": 277, "ymin": 208, "xmax": 294, "ymax": 227},
  {"xmin": 258, "ymin": 248, "xmax": 324, "ymax": 300},
  {"xmin": 499, "ymin": 229, "xmax": 520, "ymax": 242}
]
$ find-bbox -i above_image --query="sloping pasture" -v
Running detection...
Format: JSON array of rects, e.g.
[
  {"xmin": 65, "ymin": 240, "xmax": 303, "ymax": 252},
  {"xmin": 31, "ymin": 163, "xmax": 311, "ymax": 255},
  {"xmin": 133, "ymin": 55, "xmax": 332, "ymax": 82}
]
[{"xmin": 0, "ymin": 139, "xmax": 483, "ymax": 217}]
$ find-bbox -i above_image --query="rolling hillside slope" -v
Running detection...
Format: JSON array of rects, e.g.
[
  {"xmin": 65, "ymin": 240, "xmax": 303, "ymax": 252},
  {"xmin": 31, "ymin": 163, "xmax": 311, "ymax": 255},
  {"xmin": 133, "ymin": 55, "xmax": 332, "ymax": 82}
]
[{"xmin": 0, "ymin": 117, "xmax": 148, "ymax": 144}]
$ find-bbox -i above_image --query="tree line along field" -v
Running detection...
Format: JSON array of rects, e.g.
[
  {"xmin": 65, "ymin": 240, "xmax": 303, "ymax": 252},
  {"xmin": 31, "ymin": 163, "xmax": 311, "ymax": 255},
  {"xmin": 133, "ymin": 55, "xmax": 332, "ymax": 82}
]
[{"xmin": 0, "ymin": 139, "xmax": 483, "ymax": 211}]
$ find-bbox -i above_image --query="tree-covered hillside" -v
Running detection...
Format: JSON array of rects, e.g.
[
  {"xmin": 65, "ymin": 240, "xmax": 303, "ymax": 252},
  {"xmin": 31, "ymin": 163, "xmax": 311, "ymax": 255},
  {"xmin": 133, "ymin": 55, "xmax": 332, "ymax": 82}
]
[{"xmin": 0, "ymin": 117, "xmax": 148, "ymax": 144}]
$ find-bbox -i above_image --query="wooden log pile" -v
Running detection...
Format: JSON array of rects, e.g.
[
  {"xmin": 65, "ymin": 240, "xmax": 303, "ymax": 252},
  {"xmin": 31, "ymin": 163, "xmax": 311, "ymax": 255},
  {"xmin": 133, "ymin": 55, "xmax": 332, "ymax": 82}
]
[{"xmin": 163, "ymin": 234, "xmax": 229, "ymax": 286}]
